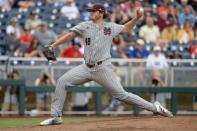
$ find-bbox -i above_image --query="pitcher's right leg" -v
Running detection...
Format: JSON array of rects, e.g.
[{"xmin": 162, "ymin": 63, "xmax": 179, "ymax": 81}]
[
  {"xmin": 51, "ymin": 64, "xmax": 91, "ymax": 117},
  {"xmin": 40, "ymin": 64, "xmax": 91, "ymax": 126}
]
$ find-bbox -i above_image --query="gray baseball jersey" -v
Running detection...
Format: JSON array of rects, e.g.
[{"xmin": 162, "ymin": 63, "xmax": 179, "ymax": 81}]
[
  {"xmin": 51, "ymin": 21, "xmax": 157, "ymax": 117},
  {"xmin": 69, "ymin": 21, "xmax": 123, "ymax": 64}
]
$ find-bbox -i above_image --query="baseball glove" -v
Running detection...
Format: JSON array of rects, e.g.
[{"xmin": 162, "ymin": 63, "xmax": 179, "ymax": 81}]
[{"xmin": 43, "ymin": 46, "xmax": 56, "ymax": 61}]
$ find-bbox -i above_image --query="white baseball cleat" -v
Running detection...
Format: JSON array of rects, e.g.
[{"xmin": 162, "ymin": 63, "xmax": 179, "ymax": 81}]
[
  {"xmin": 154, "ymin": 101, "xmax": 173, "ymax": 117},
  {"xmin": 40, "ymin": 117, "xmax": 63, "ymax": 126}
]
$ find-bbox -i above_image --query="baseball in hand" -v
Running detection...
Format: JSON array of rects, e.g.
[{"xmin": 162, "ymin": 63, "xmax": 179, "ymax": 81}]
[
  {"xmin": 137, "ymin": 7, "xmax": 144, "ymax": 18},
  {"xmin": 139, "ymin": 8, "xmax": 144, "ymax": 13}
]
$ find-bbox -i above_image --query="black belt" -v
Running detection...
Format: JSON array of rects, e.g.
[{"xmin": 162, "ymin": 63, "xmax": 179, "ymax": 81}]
[{"xmin": 86, "ymin": 61, "xmax": 103, "ymax": 68}]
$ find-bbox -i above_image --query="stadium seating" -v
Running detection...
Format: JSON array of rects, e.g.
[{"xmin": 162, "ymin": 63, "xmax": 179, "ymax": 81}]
[{"xmin": 0, "ymin": 0, "xmax": 196, "ymax": 61}]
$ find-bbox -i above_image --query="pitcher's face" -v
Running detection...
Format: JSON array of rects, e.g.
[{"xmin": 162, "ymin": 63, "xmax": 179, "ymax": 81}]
[{"xmin": 90, "ymin": 11, "xmax": 102, "ymax": 21}]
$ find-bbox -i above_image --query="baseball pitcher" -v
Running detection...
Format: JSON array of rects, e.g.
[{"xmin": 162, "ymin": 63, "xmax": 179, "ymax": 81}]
[{"xmin": 40, "ymin": 3, "xmax": 173, "ymax": 126}]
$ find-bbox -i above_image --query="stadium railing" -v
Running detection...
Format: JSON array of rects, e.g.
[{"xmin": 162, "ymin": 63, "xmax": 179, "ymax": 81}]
[
  {"xmin": 1, "ymin": 80, "xmax": 197, "ymax": 115},
  {"xmin": 1, "ymin": 57, "xmax": 197, "ymax": 87},
  {"xmin": 1, "ymin": 57, "xmax": 197, "ymax": 115}
]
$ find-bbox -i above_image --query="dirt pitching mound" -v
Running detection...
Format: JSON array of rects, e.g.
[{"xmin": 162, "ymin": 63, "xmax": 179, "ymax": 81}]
[{"xmin": 2, "ymin": 116, "xmax": 197, "ymax": 131}]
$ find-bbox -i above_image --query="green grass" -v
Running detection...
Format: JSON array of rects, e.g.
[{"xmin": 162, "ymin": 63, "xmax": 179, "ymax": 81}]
[{"xmin": 0, "ymin": 116, "xmax": 113, "ymax": 129}]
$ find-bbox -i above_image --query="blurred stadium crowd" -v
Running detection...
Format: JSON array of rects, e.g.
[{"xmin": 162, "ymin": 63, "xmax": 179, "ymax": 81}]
[{"xmin": 0, "ymin": 0, "xmax": 196, "ymax": 60}]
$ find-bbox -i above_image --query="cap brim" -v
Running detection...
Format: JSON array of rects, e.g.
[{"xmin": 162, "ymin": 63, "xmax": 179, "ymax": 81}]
[
  {"xmin": 86, "ymin": 8, "xmax": 97, "ymax": 12},
  {"xmin": 86, "ymin": 8, "xmax": 109, "ymax": 18}
]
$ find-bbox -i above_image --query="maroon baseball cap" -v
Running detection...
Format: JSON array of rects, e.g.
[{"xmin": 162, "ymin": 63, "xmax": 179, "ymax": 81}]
[{"xmin": 86, "ymin": 3, "xmax": 109, "ymax": 18}]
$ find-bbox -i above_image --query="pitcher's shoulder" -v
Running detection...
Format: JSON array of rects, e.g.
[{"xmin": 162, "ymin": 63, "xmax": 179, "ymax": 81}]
[{"xmin": 80, "ymin": 21, "xmax": 93, "ymax": 25}]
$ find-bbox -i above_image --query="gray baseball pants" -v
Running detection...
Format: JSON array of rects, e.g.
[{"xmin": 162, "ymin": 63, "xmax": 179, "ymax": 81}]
[{"xmin": 51, "ymin": 60, "xmax": 156, "ymax": 116}]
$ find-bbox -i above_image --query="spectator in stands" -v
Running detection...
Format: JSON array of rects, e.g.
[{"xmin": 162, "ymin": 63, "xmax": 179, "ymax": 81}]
[
  {"xmin": 157, "ymin": 0, "xmax": 171, "ymax": 16},
  {"xmin": 146, "ymin": 46, "xmax": 168, "ymax": 107},
  {"xmin": 168, "ymin": 4, "xmax": 178, "ymax": 19},
  {"xmin": 6, "ymin": 17, "xmax": 21, "ymax": 39},
  {"xmin": 112, "ymin": 35, "xmax": 128, "ymax": 58},
  {"xmin": 25, "ymin": 11, "xmax": 42, "ymax": 32},
  {"xmin": 35, "ymin": 72, "xmax": 55, "ymax": 111},
  {"xmin": 6, "ymin": 33, "xmax": 23, "ymax": 57},
  {"xmin": 167, "ymin": 45, "xmax": 182, "ymax": 59},
  {"xmin": 17, "ymin": 0, "xmax": 35, "ymax": 10},
  {"xmin": 19, "ymin": 29, "xmax": 33, "ymax": 45},
  {"xmin": 146, "ymin": 45, "xmax": 168, "ymax": 69},
  {"xmin": 0, "ymin": 0, "xmax": 14, "ymax": 11},
  {"xmin": 139, "ymin": 16, "xmax": 160, "ymax": 43},
  {"xmin": 178, "ymin": 5, "xmax": 196, "ymax": 27},
  {"xmin": 195, "ymin": 21, "xmax": 197, "ymax": 36},
  {"xmin": 110, "ymin": 6, "xmax": 129, "ymax": 24},
  {"xmin": 33, "ymin": 21, "xmax": 57, "ymax": 49},
  {"xmin": 161, "ymin": 19, "xmax": 177, "ymax": 44},
  {"xmin": 151, "ymin": 70, "xmax": 166, "ymax": 106},
  {"xmin": 24, "ymin": 40, "xmax": 44, "ymax": 57},
  {"xmin": 1, "ymin": 70, "xmax": 20, "ymax": 115},
  {"xmin": 61, "ymin": 38, "xmax": 83, "ymax": 58},
  {"xmin": 157, "ymin": 11, "xmax": 169, "ymax": 32},
  {"xmin": 60, "ymin": 0, "xmax": 79, "ymax": 20},
  {"xmin": 157, "ymin": 0, "xmax": 177, "ymax": 19},
  {"xmin": 129, "ymin": 39, "xmax": 149, "ymax": 58},
  {"xmin": 177, "ymin": 19, "xmax": 195, "ymax": 44},
  {"xmin": 176, "ymin": 0, "xmax": 196, "ymax": 15},
  {"xmin": 190, "ymin": 41, "xmax": 197, "ymax": 58},
  {"xmin": 188, "ymin": 0, "xmax": 197, "ymax": 11}
]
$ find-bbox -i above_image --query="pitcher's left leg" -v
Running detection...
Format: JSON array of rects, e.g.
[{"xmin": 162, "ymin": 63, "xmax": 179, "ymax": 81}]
[{"xmin": 92, "ymin": 65, "xmax": 157, "ymax": 112}]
